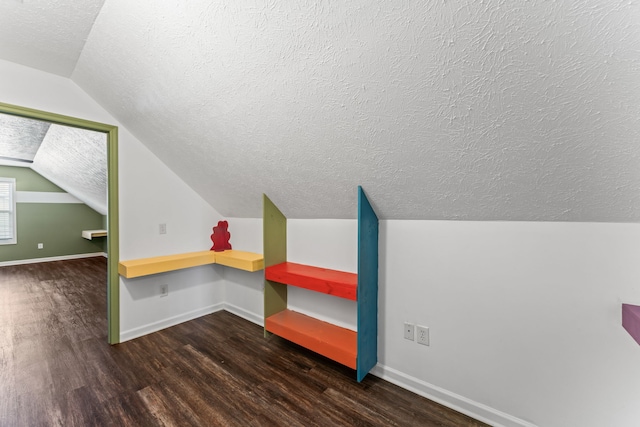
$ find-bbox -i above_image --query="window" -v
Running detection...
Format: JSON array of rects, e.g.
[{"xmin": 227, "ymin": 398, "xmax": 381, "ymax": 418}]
[{"xmin": 0, "ymin": 177, "xmax": 16, "ymax": 245}]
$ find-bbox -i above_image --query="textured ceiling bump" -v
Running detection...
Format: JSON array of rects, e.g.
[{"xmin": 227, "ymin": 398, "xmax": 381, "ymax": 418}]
[
  {"xmin": 0, "ymin": 114, "xmax": 49, "ymax": 161},
  {"xmin": 32, "ymin": 124, "xmax": 107, "ymax": 215},
  {"xmin": 5, "ymin": 0, "xmax": 640, "ymax": 220}
]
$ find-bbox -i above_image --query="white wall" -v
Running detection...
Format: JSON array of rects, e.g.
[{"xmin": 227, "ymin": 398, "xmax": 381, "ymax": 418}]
[
  {"xmin": 382, "ymin": 221, "xmax": 640, "ymax": 427},
  {"xmin": 0, "ymin": 59, "xmax": 226, "ymax": 341},
  {"xmin": 5, "ymin": 58, "xmax": 640, "ymax": 427},
  {"xmin": 220, "ymin": 218, "xmax": 264, "ymax": 325},
  {"xmin": 224, "ymin": 216, "xmax": 640, "ymax": 427}
]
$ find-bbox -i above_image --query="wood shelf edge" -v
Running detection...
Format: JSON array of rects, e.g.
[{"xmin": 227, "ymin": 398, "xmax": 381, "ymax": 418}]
[
  {"xmin": 265, "ymin": 309, "xmax": 357, "ymax": 369},
  {"xmin": 118, "ymin": 249, "xmax": 264, "ymax": 278},
  {"xmin": 118, "ymin": 250, "xmax": 216, "ymax": 278},
  {"xmin": 82, "ymin": 229, "xmax": 107, "ymax": 240},
  {"xmin": 265, "ymin": 262, "xmax": 357, "ymax": 301},
  {"xmin": 214, "ymin": 249, "xmax": 264, "ymax": 272}
]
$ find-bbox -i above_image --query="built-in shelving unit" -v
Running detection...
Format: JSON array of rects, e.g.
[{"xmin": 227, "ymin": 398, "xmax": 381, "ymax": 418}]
[
  {"xmin": 118, "ymin": 249, "xmax": 263, "ymax": 278},
  {"xmin": 263, "ymin": 186, "xmax": 379, "ymax": 382}
]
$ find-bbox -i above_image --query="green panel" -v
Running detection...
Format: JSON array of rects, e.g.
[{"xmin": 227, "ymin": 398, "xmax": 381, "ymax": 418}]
[
  {"xmin": 0, "ymin": 166, "xmax": 65, "ymax": 192},
  {"xmin": 356, "ymin": 186, "xmax": 379, "ymax": 382},
  {"xmin": 106, "ymin": 126, "xmax": 119, "ymax": 344},
  {"xmin": 0, "ymin": 101, "xmax": 120, "ymax": 344},
  {"xmin": 263, "ymin": 194, "xmax": 287, "ymax": 336},
  {"xmin": 99, "ymin": 215, "xmax": 108, "ymax": 253},
  {"xmin": 0, "ymin": 203, "xmax": 104, "ymax": 262}
]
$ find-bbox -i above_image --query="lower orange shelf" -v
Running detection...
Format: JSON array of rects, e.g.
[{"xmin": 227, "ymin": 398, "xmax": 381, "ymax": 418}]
[{"xmin": 265, "ymin": 309, "xmax": 357, "ymax": 369}]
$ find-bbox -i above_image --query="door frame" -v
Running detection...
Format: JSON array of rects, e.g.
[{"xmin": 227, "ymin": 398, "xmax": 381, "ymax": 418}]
[{"xmin": 0, "ymin": 101, "xmax": 120, "ymax": 344}]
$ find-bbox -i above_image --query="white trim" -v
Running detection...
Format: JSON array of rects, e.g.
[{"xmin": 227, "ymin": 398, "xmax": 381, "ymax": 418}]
[
  {"xmin": 0, "ymin": 159, "xmax": 31, "ymax": 168},
  {"xmin": 0, "ymin": 252, "xmax": 104, "ymax": 267},
  {"xmin": 370, "ymin": 364, "xmax": 538, "ymax": 427},
  {"xmin": 0, "ymin": 177, "xmax": 17, "ymax": 245},
  {"xmin": 119, "ymin": 303, "xmax": 225, "ymax": 343},
  {"xmin": 16, "ymin": 191, "xmax": 83, "ymax": 204},
  {"xmin": 223, "ymin": 302, "xmax": 264, "ymax": 326}
]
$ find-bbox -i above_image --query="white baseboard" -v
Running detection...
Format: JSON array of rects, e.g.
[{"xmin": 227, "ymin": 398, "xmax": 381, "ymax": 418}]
[
  {"xmin": 119, "ymin": 303, "xmax": 225, "ymax": 343},
  {"xmin": 117, "ymin": 302, "xmax": 536, "ymax": 427},
  {"xmin": 371, "ymin": 364, "xmax": 537, "ymax": 427},
  {"xmin": 223, "ymin": 302, "xmax": 264, "ymax": 326},
  {"xmin": 0, "ymin": 252, "xmax": 105, "ymax": 267},
  {"xmin": 214, "ymin": 306, "xmax": 536, "ymax": 427},
  {"xmin": 118, "ymin": 303, "xmax": 259, "ymax": 344}
]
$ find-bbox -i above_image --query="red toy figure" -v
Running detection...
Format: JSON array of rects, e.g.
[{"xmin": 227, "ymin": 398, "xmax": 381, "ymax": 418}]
[{"xmin": 210, "ymin": 220, "xmax": 232, "ymax": 252}]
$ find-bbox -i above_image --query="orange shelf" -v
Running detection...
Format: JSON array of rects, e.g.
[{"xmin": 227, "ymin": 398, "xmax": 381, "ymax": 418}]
[
  {"xmin": 265, "ymin": 262, "xmax": 357, "ymax": 301},
  {"xmin": 266, "ymin": 309, "xmax": 357, "ymax": 369}
]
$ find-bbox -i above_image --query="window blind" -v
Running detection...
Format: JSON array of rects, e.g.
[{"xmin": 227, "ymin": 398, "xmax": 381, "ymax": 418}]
[{"xmin": 0, "ymin": 178, "xmax": 16, "ymax": 244}]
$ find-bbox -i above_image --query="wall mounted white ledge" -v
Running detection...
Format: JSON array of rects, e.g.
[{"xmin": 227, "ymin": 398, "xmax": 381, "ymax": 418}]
[{"xmin": 82, "ymin": 229, "xmax": 107, "ymax": 240}]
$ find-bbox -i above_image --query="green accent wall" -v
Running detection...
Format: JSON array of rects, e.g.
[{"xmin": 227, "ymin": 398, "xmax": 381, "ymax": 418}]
[
  {"xmin": 0, "ymin": 166, "xmax": 105, "ymax": 262},
  {"xmin": 0, "ymin": 165, "xmax": 65, "ymax": 192}
]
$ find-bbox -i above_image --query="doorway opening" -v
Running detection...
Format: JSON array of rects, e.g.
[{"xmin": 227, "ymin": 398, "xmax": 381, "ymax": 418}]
[{"xmin": 0, "ymin": 101, "xmax": 119, "ymax": 344}]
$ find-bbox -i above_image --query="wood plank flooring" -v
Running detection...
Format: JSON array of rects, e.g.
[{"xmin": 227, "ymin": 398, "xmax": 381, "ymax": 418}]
[{"xmin": 0, "ymin": 257, "xmax": 487, "ymax": 426}]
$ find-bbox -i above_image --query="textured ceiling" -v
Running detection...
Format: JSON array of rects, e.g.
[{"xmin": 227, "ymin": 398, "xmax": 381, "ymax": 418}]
[
  {"xmin": 32, "ymin": 124, "xmax": 107, "ymax": 215},
  {"xmin": 0, "ymin": 114, "xmax": 49, "ymax": 162},
  {"xmin": 4, "ymin": 1, "xmax": 640, "ymax": 221},
  {"xmin": 0, "ymin": 114, "xmax": 107, "ymax": 215},
  {"xmin": 0, "ymin": 0, "xmax": 105, "ymax": 77}
]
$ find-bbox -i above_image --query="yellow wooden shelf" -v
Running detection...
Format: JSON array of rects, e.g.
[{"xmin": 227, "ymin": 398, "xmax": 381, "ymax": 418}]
[
  {"xmin": 118, "ymin": 250, "xmax": 215, "ymax": 278},
  {"xmin": 118, "ymin": 249, "xmax": 263, "ymax": 278},
  {"xmin": 214, "ymin": 249, "xmax": 264, "ymax": 272}
]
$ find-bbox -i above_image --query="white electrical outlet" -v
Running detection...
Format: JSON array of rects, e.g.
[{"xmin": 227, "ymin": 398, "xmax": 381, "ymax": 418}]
[
  {"xmin": 159, "ymin": 223, "xmax": 167, "ymax": 234},
  {"xmin": 417, "ymin": 325, "xmax": 430, "ymax": 346},
  {"xmin": 37, "ymin": 243, "xmax": 43, "ymax": 249},
  {"xmin": 160, "ymin": 284, "xmax": 169, "ymax": 297},
  {"xmin": 404, "ymin": 322, "xmax": 415, "ymax": 341}
]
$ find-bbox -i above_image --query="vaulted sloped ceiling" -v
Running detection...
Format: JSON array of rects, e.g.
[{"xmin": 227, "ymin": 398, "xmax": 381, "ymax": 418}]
[
  {"xmin": 0, "ymin": 0, "xmax": 104, "ymax": 77},
  {"xmin": 32, "ymin": 124, "xmax": 107, "ymax": 215},
  {"xmin": 0, "ymin": 113, "xmax": 49, "ymax": 162},
  {"xmin": 3, "ymin": 1, "xmax": 640, "ymax": 221},
  {"xmin": 0, "ymin": 114, "xmax": 108, "ymax": 215}
]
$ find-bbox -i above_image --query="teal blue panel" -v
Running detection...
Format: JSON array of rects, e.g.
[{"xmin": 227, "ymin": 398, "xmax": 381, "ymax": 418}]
[{"xmin": 356, "ymin": 186, "xmax": 379, "ymax": 382}]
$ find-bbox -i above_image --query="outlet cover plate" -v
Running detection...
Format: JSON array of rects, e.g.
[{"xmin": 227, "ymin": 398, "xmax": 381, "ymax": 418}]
[
  {"xmin": 417, "ymin": 325, "xmax": 429, "ymax": 346},
  {"xmin": 404, "ymin": 322, "xmax": 414, "ymax": 341}
]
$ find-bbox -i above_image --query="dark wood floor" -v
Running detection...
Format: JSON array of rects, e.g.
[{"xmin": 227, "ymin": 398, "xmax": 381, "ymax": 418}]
[{"xmin": 0, "ymin": 257, "xmax": 487, "ymax": 426}]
